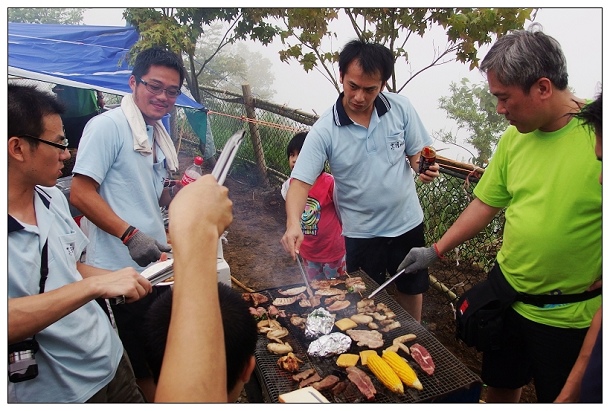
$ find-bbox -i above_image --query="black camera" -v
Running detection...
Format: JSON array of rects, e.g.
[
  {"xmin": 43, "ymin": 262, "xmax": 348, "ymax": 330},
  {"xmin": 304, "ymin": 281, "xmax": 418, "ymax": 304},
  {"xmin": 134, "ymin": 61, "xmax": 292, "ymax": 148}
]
[{"xmin": 8, "ymin": 339, "xmax": 39, "ymax": 383}]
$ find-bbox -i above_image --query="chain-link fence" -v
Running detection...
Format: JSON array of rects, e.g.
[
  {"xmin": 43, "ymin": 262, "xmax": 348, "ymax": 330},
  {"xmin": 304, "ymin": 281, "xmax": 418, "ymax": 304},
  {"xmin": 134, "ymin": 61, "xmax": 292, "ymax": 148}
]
[{"xmin": 197, "ymin": 85, "xmax": 505, "ymax": 305}]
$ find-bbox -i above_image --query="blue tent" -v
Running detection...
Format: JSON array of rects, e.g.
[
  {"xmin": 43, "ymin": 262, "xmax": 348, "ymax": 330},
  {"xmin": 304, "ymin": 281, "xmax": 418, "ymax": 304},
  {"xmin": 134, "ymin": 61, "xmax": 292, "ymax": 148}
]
[{"xmin": 8, "ymin": 22, "xmax": 204, "ymax": 110}]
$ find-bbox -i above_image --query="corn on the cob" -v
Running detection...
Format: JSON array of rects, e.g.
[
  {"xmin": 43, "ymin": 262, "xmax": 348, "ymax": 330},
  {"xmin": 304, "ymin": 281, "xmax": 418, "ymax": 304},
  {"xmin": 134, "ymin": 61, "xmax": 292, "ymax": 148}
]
[
  {"xmin": 366, "ymin": 352, "xmax": 404, "ymax": 394},
  {"xmin": 382, "ymin": 350, "xmax": 423, "ymax": 391}
]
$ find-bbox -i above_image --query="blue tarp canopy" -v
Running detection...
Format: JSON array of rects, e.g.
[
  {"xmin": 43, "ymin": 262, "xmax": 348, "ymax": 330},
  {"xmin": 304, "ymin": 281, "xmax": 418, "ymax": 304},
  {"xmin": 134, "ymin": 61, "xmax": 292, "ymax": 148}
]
[{"xmin": 8, "ymin": 22, "xmax": 204, "ymax": 110}]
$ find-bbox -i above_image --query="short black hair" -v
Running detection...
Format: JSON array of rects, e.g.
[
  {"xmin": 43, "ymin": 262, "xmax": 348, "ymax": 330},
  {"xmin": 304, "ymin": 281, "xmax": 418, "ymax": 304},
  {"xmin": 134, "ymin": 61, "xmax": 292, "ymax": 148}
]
[
  {"xmin": 286, "ymin": 131, "xmax": 307, "ymax": 159},
  {"xmin": 132, "ymin": 46, "xmax": 186, "ymax": 86},
  {"xmin": 144, "ymin": 283, "xmax": 257, "ymax": 393},
  {"xmin": 338, "ymin": 40, "xmax": 394, "ymax": 82},
  {"xmin": 8, "ymin": 83, "xmax": 65, "ymax": 143},
  {"xmin": 576, "ymin": 93, "xmax": 602, "ymax": 137}
]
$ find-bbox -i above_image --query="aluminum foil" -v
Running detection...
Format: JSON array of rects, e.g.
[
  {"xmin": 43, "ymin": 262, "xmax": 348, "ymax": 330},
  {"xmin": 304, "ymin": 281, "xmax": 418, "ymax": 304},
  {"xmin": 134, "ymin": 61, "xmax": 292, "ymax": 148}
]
[
  {"xmin": 307, "ymin": 332, "xmax": 352, "ymax": 357},
  {"xmin": 304, "ymin": 307, "xmax": 335, "ymax": 339}
]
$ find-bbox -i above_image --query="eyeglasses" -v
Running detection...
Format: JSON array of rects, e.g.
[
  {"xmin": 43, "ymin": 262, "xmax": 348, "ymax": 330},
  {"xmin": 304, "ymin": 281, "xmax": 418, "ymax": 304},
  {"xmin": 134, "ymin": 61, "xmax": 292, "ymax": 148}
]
[
  {"xmin": 19, "ymin": 134, "xmax": 69, "ymax": 151},
  {"xmin": 136, "ymin": 77, "xmax": 182, "ymax": 98}
]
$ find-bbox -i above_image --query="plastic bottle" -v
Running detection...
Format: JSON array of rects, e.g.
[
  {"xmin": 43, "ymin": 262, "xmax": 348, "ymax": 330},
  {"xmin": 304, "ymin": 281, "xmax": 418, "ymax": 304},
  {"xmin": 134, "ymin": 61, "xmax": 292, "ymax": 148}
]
[
  {"xmin": 180, "ymin": 156, "xmax": 204, "ymax": 186},
  {"xmin": 418, "ymin": 146, "xmax": 437, "ymax": 174}
]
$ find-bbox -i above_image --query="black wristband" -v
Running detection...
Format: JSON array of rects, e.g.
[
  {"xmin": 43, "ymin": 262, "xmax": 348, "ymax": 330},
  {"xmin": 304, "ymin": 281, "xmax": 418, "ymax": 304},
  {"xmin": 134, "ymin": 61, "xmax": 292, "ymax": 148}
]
[{"xmin": 121, "ymin": 225, "xmax": 136, "ymax": 242}]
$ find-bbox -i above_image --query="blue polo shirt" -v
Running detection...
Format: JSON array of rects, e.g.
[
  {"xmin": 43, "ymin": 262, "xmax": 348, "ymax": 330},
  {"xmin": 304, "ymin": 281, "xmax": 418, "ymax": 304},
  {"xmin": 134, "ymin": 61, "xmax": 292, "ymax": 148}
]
[
  {"xmin": 73, "ymin": 107, "xmax": 168, "ymax": 272},
  {"xmin": 291, "ymin": 92, "xmax": 432, "ymax": 238},
  {"xmin": 8, "ymin": 187, "xmax": 123, "ymax": 403}
]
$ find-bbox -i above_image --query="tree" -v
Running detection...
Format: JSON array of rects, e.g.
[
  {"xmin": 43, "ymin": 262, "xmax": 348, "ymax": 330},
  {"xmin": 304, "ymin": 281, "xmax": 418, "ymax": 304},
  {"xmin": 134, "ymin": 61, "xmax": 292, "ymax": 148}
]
[
  {"xmin": 123, "ymin": 8, "xmax": 278, "ymax": 104},
  {"xmin": 8, "ymin": 8, "xmax": 85, "ymax": 24},
  {"xmin": 259, "ymin": 8, "xmax": 535, "ymax": 93},
  {"xmin": 433, "ymin": 78, "xmax": 508, "ymax": 166}
]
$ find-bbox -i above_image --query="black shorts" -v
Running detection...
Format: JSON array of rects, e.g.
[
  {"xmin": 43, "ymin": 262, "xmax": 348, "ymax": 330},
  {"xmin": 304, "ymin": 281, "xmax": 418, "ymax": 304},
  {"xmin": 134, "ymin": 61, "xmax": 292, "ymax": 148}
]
[
  {"xmin": 111, "ymin": 285, "xmax": 171, "ymax": 379},
  {"xmin": 345, "ymin": 223, "xmax": 429, "ymax": 295},
  {"xmin": 481, "ymin": 306, "xmax": 588, "ymax": 402}
]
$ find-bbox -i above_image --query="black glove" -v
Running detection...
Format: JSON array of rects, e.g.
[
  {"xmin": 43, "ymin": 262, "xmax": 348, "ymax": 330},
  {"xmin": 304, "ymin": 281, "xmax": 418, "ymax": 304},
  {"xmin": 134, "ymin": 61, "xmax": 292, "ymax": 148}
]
[
  {"xmin": 397, "ymin": 246, "xmax": 439, "ymax": 274},
  {"xmin": 125, "ymin": 229, "xmax": 171, "ymax": 267}
]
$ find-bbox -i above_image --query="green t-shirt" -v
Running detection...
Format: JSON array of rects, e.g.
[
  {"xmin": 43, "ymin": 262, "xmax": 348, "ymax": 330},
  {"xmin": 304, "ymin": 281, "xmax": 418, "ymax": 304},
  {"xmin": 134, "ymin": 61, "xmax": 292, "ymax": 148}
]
[
  {"xmin": 474, "ymin": 118, "xmax": 601, "ymax": 328},
  {"xmin": 53, "ymin": 85, "xmax": 99, "ymax": 118}
]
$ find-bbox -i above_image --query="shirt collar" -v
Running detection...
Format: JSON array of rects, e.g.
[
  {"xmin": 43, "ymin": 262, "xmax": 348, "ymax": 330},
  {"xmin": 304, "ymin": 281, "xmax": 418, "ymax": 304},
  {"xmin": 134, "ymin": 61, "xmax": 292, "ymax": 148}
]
[
  {"xmin": 332, "ymin": 92, "xmax": 392, "ymax": 127},
  {"xmin": 8, "ymin": 187, "xmax": 51, "ymax": 233}
]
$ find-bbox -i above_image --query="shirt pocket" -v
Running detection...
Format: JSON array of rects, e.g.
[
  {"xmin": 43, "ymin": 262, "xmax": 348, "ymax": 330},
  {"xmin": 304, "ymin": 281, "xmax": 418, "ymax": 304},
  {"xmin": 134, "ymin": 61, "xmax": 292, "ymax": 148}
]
[
  {"xmin": 58, "ymin": 232, "xmax": 78, "ymax": 266},
  {"xmin": 153, "ymin": 159, "xmax": 168, "ymax": 198},
  {"xmin": 386, "ymin": 131, "xmax": 406, "ymax": 165}
]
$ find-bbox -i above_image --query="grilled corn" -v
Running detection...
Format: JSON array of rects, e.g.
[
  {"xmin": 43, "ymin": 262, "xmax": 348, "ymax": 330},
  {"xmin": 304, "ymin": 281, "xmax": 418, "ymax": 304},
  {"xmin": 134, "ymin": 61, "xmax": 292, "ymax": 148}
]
[
  {"xmin": 382, "ymin": 350, "xmax": 423, "ymax": 391},
  {"xmin": 366, "ymin": 352, "xmax": 404, "ymax": 394}
]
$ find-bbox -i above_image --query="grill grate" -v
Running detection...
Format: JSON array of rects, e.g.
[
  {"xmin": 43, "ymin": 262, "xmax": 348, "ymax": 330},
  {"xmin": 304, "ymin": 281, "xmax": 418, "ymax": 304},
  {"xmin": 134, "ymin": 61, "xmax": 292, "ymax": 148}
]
[{"xmin": 251, "ymin": 270, "xmax": 481, "ymax": 403}]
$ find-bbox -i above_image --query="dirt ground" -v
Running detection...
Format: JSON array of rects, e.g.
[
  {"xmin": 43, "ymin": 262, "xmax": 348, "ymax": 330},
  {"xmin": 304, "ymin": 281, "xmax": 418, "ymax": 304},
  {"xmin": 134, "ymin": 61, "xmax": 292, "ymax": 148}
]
[{"xmin": 187, "ymin": 153, "xmax": 537, "ymax": 404}]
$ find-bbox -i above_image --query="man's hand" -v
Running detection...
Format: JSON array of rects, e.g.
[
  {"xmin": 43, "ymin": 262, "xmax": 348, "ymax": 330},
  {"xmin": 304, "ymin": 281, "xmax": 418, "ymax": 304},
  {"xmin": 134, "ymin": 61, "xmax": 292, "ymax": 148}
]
[
  {"xmin": 281, "ymin": 223, "xmax": 304, "ymax": 260},
  {"xmin": 96, "ymin": 267, "xmax": 153, "ymax": 303},
  {"xmin": 125, "ymin": 230, "xmax": 172, "ymax": 267},
  {"xmin": 418, "ymin": 162, "xmax": 440, "ymax": 183},
  {"xmin": 398, "ymin": 246, "xmax": 439, "ymax": 274}
]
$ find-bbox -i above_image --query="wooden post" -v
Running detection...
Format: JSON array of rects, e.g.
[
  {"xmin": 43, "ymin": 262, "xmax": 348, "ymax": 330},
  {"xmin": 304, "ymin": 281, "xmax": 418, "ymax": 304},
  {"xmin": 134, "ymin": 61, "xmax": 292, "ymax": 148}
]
[{"xmin": 242, "ymin": 84, "xmax": 269, "ymax": 187}]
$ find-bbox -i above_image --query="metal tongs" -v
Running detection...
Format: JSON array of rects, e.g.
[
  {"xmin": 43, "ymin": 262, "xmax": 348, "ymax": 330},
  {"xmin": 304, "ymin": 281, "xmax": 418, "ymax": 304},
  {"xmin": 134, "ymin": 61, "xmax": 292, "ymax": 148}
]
[
  {"xmin": 110, "ymin": 129, "xmax": 246, "ymax": 305},
  {"xmin": 295, "ymin": 253, "xmax": 314, "ymax": 299},
  {"xmin": 367, "ymin": 268, "xmax": 406, "ymax": 299}
]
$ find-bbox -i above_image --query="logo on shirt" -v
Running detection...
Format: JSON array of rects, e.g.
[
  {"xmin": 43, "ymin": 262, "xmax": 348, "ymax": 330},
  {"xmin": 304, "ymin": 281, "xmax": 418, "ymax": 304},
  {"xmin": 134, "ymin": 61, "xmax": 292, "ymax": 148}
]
[
  {"xmin": 65, "ymin": 242, "xmax": 75, "ymax": 257},
  {"xmin": 301, "ymin": 197, "xmax": 321, "ymax": 236},
  {"xmin": 389, "ymin": 141, "xmax": 404, "ymax": 150}
]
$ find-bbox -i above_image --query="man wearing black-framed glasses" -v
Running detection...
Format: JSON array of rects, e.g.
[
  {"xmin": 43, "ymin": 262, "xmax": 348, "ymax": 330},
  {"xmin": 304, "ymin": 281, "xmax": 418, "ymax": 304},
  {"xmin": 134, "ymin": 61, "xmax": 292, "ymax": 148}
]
[
  {"xmin": 8, "ymin": 84, "xmax": 149, "ymax": 403},
  {"xmin": 70, "ymin": 46, "xmax": 186, "ymax": 401}
]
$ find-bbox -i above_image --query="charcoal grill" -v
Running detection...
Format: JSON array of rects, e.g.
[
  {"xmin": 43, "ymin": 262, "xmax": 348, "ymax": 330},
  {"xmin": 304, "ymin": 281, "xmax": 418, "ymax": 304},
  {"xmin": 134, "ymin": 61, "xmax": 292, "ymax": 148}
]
[{"xmin": 250, "ymin": 270, "xmax": 482, "ymax": 403}]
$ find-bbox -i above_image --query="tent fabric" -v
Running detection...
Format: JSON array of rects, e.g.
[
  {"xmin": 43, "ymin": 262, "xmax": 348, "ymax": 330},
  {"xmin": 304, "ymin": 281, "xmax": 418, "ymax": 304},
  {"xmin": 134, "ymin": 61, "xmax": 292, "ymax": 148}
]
[{"xmin": 8, "ymin": 22, "xmax": 204, "ymax": 110}]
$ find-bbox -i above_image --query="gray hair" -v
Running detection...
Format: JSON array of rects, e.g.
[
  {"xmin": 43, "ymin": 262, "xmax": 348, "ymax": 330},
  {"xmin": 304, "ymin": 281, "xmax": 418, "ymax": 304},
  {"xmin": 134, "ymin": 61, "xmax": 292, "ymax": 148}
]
[{"xmin": 480, "ymin": 23, "xmax": 568, "ymax": 92}]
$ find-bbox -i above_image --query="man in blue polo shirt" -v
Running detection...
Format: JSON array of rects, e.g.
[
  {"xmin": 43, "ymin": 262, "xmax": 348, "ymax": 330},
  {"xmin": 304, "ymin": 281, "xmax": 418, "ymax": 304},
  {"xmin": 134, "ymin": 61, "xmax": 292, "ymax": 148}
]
[
  {"xmin": 281, "ymin": 40, "xmax": 439, "ymax": 322},
  {"xmin": 7, "ymin": 84, "xmax": 151, "ymax": 402}
]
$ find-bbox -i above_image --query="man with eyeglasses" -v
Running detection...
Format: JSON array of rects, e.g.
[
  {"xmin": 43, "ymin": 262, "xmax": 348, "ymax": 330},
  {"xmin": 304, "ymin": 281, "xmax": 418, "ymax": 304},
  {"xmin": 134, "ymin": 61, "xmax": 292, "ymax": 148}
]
[
  {"xmin": 70, "ymin": 46, "xmax": 185, "ymax": 401},
  {"xmin": 8, "ymin": 84, "xmax": 150, "ymax": 403}
]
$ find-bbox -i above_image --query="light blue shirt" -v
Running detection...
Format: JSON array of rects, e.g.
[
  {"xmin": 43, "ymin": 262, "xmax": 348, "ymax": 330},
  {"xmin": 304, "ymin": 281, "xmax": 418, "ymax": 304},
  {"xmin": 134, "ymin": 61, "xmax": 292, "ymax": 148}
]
[
  {"xmin": 73, "ymin": 107, "xmax": 168, "ymax": 271},
  {"xmin": 291, "ymin": 92, "xmax": 432, "ymax": 238},
  {"xmin": 8, "ymin": 187, "xmax": 123, "ymax": 403}
]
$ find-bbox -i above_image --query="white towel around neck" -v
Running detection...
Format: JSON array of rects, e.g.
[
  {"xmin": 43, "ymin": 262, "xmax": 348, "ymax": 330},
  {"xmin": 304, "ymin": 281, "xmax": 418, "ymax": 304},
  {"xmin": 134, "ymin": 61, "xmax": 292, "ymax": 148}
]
[{"xmin": 121, "ymin": 94, "xmax": 179, "ymax": 172}]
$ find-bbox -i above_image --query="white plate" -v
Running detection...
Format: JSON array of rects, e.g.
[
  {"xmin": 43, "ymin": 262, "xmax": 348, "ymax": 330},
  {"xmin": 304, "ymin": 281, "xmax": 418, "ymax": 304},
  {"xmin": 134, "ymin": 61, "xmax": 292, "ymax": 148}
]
[{"xmin": 141, "ymin": 259, "xmax": 174, "ymax": 286}]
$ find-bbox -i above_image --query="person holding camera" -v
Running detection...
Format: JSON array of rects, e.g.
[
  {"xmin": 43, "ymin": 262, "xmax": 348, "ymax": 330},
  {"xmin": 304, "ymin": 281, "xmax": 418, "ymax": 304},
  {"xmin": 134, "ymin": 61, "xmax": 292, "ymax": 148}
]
[
  {"xmin": 281, "ymin": 39, "xmax": 439, "ymax": 322},
  {"xmin": 8, "ymin": 84, "xmax": 151, "ymax": 403}
]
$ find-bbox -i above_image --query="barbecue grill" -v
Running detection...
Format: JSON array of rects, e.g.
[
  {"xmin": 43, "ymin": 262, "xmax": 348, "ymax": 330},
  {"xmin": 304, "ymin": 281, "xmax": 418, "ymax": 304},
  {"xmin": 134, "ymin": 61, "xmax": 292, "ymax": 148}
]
[{"xmin": 248, "ymin": 270, "xmax": 482, "ymax": 403}]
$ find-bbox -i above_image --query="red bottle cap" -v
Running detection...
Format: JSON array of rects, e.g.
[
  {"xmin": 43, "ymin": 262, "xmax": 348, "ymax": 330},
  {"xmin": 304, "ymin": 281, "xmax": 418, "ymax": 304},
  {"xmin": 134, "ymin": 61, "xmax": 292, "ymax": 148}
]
[{"xmin": 193, "ymin": 156, "xmax": 204, "ymax": 165}]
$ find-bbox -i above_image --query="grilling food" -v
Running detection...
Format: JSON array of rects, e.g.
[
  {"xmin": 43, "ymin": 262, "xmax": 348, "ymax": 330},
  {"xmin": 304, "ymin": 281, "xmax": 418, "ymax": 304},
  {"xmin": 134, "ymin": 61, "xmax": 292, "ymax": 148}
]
[
  {"xmin": 366, "ymin": 352, "xmax": 404, "ymax": 394},
  {"xmin": 290, "ymin": 314, "xmax": 307, "ymax": 329},
  {"xmin": 359, "ymin": 350, "xmax": 377, "ymax": 366},
  {"xmin": 381, "ymin": 320, "xmax": 401, "ymax": 332},
  {"xmin": 315, "ymin": 288, "xmax": 345, "ymax": 296},
  {"xmin": 312, "ymin": 374, "xmax": 340, "ymax": 391},
  {"xmin": 292, "ymin": 368, "xmax": 316, "ymax": 382},
  {"xmin": 277, "ymin": 352, "xmax": 303, "ymax": 372},
  {"xmin": 267, "ymin": 342, "xmax": 293, "ymax": 355},
  {"xmin": 331, "ymin": 380, "xmax": 349, "ymax": 396},
  {"xmin": 243, "ymin": 292, "xmax": 269, "ymax": 307},
  {"xmin": 267, "ymin": 327, "xmax": 289, "ymax": 343},
  {"xmin": 345, "ymin": 276, "xmax": 366, "ymax": 293},
  {"xmin": 393, "ymin": 334, "xmax": 417, "ymax": 345},
  {"xmin": 346, "ymin": 366, "xmax": 377, "ymax": 400},
  {"xmin": 350, "ymin": 314, "xmax": 373, "ymax": 325},
  {"xmin": 382, "ymin": 350, "xmax": 423, "ymax": 391},
  {"xmin": 335, "ymin": 318, "xmax": 358, "ymax": 331},
  {"xmin": 310, "ymin": 278, "xmax": 345, "ymax": 289},
  {"xmin": 278, "ymin": 286, "xmax": 307, "ymax": 296},
  {"xmin": 272, "ymin": 296, "xmax": 299, "ymax": 306},
  {"xmin": 336, "ymin": 353, "xmax": 360, "ymax": 368},
  {"xmin": 346, "ymin": 329, "xmax": 384, "ymax": 349},
  {"xmin": 299, "ymin": 372, "xmax": 322, "ymax": 388},
  {"xmin": 410, "ymin": 343, "xmax": 435, "ymax": 375},
  {"xmin": 326, "ymin": 300, "xmax": 351, "ymax": 312}
]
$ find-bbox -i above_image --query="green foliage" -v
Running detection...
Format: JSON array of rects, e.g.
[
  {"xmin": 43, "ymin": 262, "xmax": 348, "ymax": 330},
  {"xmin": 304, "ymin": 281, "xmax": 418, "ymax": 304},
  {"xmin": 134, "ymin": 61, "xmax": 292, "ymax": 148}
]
[
  {"xmin": 435, "ymin": 78, "xmax": 508, "ymax": 166},
  {"xmin": 257, "ymin": 7, "xmax": 534, "ymax": 93},
  {"xmin": 8, "ymin": 7, "xmax": 85, "ymax": 24}
]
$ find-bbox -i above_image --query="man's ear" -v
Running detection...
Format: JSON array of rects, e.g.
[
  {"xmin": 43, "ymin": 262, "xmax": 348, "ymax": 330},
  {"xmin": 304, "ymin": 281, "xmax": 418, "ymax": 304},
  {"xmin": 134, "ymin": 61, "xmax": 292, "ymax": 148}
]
[
  {"xmin": 128, "ymin": 75, "xmax": 137, "ymax": 93},
  {"xmin": 7, "ymin": 136, "xmax": 28, "ymax": 162},
  {"xmin": 534, "ymin": 77, "xmax": 553, "ymax": 100},
  {"xmin": 240, "ymin": 355, "xmax": 256, "ymax": 383}
]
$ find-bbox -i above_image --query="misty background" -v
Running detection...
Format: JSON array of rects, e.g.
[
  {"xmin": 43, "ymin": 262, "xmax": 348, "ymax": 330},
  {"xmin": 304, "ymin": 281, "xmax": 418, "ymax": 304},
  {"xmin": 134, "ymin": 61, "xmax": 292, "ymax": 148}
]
[{"xmin": 82, "ymin": 7, "xmax": 602, "ymax": 163}]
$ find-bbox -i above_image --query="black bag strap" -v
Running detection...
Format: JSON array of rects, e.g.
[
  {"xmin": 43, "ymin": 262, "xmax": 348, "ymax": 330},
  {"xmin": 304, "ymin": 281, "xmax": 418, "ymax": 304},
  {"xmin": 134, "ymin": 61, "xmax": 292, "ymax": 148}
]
[{"xmin": 490, "ymin": 262, "xmax": 601, "ymax": 307}]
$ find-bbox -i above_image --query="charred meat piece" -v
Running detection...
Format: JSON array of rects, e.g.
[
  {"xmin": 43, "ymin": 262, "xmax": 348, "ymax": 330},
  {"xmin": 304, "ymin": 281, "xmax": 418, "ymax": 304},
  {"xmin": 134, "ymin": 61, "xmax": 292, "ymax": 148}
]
[
  {"xmin": 298, "ymin": 372, "xmax": 322, "ymax": 388},
  {"xmin": 312, "ymin": 374, "xmax": 340, "ymax": 391},
  {"xmin": 243, "ymin": 292, "xmax": 268, "ymax": 307},
  {"xmin": 346, "ymin": 366, "xmax": 376, "ymax": 400},
  {"xmin": 292, "ymin": 368, "xmax": 316, "ymax": 382},
  {"xmin": 410, "ymin": 343, "xmax": 435, "ymax": 375},
  {"xmin": 277, "ymin": 352, "xmax": 303, "ymax": 373},
  {"xmin": 290, "ymin": 314, "xmax": 307, "ymax": 329},
  {"xmin": 331, "ymin": 380, "xmax": 349, "ymax": 396}
]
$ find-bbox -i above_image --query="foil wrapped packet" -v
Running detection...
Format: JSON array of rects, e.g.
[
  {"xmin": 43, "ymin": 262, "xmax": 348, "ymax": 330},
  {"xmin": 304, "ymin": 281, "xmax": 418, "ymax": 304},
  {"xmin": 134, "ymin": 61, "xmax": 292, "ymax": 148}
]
[
  {"xmin": 307, "ymin": 332, "xmax": 352, "ymax": 357},
  {"xmin": 304, "ymin": 307, "xmax": 335, "ymax": 339}
]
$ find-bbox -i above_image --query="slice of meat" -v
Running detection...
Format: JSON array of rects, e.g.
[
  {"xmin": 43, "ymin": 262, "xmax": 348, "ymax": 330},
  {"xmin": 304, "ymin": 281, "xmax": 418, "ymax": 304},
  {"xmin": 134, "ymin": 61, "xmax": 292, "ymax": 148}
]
[
  {"xmin": 315, "ymin": 288, "xmax": 345, "ymax": 296},
  {"xmin": 272, "ymin": 296, "xmax": 298, "ymax": 306},
  {"xmin": 292, "ymin": 368, "xmax": 316, "ymax": 382},
  {"xmin": 345, "ymin": 276, "xmax": 366, "ymax": 292},
  {"xmin": 249, "ymin": 292, "xmax": 268, "ymax": 307},
  {"xmin": 327, "ymin": 300, "xmax": 351, "ymax": 312},
  {"xmin": 299, "ymin": 372, "xmax": 322, "ymax": 388},
  {"xmin": 410, "ymin": 343, "xmax": 435, "ymax": 375},
  {"xmin": 324, "ymin": 293, "xmax": 346, "ymax": 304},
  {"xmin": 346, "ymin": 366, "xmax": 376, "ymax": 400},
  {"xmin": 346, "ymin": 329, "xmax": 384, "ymax": 349},
  {"xmin": 331, "ymin": 380, "xmax": 348, "ymax": 396},
  {"xmin": 278, "ymin": 286, "xmax": 307, "ymax": 296},
  {"xmin": 312, "ymin": 374, "xmax": 340, "ymax": 391}
]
